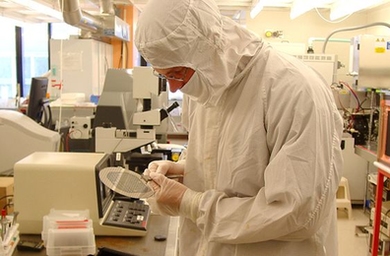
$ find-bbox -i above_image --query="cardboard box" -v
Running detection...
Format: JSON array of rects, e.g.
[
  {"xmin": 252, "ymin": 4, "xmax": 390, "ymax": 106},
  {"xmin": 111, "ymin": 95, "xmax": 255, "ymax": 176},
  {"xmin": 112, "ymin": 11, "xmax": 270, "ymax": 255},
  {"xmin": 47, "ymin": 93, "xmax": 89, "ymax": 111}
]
[{"xmin": 0, "ymin": 177, "xmax": 14, "ymax": 214}]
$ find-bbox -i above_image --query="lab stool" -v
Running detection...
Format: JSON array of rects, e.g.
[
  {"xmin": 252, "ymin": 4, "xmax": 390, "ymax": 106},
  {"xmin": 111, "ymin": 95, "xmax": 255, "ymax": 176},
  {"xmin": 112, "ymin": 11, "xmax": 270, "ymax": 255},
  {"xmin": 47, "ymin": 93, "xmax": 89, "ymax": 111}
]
[{"xmin": 336, "ymin": 176, "xmax": 352, "ymax": 219}]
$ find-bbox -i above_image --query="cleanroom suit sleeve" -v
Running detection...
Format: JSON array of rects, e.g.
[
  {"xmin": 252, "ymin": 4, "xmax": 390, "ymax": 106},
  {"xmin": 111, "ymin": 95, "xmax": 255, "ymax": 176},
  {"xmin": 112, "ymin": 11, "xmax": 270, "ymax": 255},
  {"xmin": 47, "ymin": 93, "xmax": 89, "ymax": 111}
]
[{"xmin": 184, "ymin": 60, "xmax": 343, "ymax": 244}]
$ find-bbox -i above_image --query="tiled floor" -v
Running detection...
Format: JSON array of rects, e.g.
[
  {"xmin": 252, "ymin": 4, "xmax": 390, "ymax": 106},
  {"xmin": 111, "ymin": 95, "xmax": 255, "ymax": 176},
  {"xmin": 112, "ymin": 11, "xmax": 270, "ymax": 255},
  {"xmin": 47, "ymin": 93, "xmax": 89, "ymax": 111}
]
[{"xmin": 338, "ymin": 206, "xmax": 372, "ymax": 256}]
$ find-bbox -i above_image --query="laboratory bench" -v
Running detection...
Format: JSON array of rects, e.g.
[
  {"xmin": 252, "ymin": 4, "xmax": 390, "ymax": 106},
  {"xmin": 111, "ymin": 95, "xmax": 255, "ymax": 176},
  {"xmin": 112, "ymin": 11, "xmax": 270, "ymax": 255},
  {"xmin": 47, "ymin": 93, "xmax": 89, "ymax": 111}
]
[{"xmin": 12, "ymin": 215, "xmax": 179, "ymax": 256}]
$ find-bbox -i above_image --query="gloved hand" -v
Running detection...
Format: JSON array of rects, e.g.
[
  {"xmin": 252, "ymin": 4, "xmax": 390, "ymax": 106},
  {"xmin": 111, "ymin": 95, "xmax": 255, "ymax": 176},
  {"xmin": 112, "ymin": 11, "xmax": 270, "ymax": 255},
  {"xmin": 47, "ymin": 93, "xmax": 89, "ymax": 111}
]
[
  {"xmin": 146, "ymin": 160, "xmax": 185, "ymax": 176},
  {"xmin": 147, "ymin": 172, "xmax": 187, "ymax": 216},
  {"xmin": 147, "ymin": 172, "xmax": 203, "ymax": 221}
]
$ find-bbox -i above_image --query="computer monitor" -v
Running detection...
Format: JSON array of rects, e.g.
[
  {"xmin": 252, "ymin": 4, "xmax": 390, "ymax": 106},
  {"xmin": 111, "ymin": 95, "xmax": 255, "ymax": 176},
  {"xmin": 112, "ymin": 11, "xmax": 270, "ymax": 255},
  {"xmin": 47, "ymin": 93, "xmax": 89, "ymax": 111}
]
[{"xmin": 27, "ymin": 77, "xmax": 51, "ymax": 127}]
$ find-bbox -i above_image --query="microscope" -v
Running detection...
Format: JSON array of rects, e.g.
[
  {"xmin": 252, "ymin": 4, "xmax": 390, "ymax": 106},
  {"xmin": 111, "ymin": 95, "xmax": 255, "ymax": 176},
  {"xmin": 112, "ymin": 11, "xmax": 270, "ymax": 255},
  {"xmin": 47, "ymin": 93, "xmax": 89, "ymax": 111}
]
[{"xmin": 94, "ymin": 67, "xmax": 180, "ymax": 171}]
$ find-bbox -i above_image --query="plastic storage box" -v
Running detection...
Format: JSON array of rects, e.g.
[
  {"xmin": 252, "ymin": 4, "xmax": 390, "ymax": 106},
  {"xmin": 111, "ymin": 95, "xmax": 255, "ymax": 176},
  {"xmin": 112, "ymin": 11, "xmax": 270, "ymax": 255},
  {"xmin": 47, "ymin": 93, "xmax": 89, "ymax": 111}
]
[
  {"xmin": 45, "ymin": 228, "xmax": 95, "ymax": 256},
  {"xmin": 42, "ymin": 209, "xmax": 96, "ymax": 256}
]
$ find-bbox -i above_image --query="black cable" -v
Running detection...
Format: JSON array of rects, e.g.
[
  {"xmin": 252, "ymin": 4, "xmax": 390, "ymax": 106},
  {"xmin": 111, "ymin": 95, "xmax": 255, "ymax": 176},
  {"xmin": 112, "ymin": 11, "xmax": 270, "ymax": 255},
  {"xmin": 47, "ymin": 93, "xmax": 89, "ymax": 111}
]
[
  {"xmin": 42, "ymin": 104, "xmax": 49, "ymax": 128},
  {"xmin": 117, "ymin": 41, "xmax": 124, "ymax": 68},
  {"xmin": 124, "ymin": 42, "xmax": 129, "ymax": 68},
  {"xmin": 2, "ymin": 203, "xmax": 13, "ymax": 210},
  {"xmin": 97, "ymin": 247, "xmax": 139, "ymax": 256},
  {"xmin": 0, "ymin": 195, "xmax": 13, "ymax": 202},
  {"xmin": 46, "ymin": 104, "xmax": 52, "ymax": 129}
]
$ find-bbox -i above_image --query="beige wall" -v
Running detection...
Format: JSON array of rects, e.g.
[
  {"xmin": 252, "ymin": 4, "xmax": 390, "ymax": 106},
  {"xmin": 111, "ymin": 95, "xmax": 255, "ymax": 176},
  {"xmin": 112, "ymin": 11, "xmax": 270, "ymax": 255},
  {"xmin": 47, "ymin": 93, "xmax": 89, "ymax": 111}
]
[
  {"xmin": 246, "ymin": 3, "xmax": 390, "ymax": 85},
  {"xmin": 367, "ymin": 3, "xmax": 390, "ymax": 34}
]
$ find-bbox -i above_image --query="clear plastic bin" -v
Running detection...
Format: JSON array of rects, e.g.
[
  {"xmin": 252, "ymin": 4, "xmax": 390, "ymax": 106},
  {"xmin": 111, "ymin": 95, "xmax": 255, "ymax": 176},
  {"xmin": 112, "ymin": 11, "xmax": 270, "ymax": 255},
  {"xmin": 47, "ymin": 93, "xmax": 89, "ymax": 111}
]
[
  {"xmin": 42, "ymin": 209, "xmax": 91, "ymax": 244},
  {"xmin": 45, "ymin": 228, "xmax": 95, "ymax": 256},
  {"xmin": 41, "ymin": 209, "xmax": 96, "ymax": 256}
]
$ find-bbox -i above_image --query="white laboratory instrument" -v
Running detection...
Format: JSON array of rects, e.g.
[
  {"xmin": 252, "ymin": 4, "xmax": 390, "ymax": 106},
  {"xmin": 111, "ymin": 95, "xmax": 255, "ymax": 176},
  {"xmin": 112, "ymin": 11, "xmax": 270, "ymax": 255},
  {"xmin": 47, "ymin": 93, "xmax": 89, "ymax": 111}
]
[
  {"xmin": 14, "ymin": 152, "xmax": 149, "ymax": 236},
  {"xmin": 293, "ymin": 54, "xmax": 338, "ymax": 86},
  {"xmin": 69, "ymin": 115, "xmax": 94, "ymax": 139},
  {"xmin": 350, "ymin": 34, "xmax": 390, "ymax": 89},
  {"xmin": 341, "ymin": 135, "xmax": 368, "ymax": 203},
  {"xmin": 0, "ymin": 110, "xmax": 60, "ymax": 174}
]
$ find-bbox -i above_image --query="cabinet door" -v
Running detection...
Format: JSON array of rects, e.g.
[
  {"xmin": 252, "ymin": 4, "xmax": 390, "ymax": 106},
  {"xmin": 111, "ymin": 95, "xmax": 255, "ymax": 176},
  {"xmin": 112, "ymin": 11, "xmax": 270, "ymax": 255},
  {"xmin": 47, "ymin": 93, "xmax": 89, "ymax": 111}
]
[{"xmin": 341, "ymin": 137, "xmax": 368, "ymax": 202}]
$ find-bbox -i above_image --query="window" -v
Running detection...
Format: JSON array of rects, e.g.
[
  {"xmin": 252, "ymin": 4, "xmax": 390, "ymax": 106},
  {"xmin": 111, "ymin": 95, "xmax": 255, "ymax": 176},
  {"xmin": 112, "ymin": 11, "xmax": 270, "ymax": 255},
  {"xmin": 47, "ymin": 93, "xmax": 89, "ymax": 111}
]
[
  {"xmin": 21, "ymin": 23, "xmax": 49, "ymax": 97},
  {"xmin": 50, "ymin": 22, "xmax": 80, "ymax": 40},
  {"xmin": 0, "ymin": 17, "xmax": 17, "ymax": 108},
  {"xmin": 0, "ymin": 19, "xmax": 53, "ymax": 107},
  {"xmin": 0, "ymin": 18, "xmax": 82, "ymax": 109}
]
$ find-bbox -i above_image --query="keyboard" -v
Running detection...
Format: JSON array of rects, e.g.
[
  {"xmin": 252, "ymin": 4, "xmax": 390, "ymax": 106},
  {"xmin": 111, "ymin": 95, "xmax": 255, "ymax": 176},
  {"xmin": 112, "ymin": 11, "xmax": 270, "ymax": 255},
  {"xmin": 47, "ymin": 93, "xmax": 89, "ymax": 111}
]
[{"xmin": 103, "ymin": 199, "xmax": 150, "ymax": 230}]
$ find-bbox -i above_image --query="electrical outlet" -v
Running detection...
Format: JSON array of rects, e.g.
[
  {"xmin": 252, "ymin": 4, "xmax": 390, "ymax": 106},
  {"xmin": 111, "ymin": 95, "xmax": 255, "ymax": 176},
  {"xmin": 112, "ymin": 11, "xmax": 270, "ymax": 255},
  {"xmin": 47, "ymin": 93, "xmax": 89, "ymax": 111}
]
[{"xmin": 264, "ymin": 30, "xmax": 283, "ymax": 38}]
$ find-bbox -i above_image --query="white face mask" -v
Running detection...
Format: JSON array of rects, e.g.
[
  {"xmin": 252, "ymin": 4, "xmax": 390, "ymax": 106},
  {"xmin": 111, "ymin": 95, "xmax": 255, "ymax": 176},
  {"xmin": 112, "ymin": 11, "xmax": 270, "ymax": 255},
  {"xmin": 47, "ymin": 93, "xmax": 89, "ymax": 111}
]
[
  {"xmin": 180, "ymin": 71, "xmax": 227, "ymax": 108},
  {"xmin": 180, "ymin": 71, "xmax": 213, "ymax": 106}
]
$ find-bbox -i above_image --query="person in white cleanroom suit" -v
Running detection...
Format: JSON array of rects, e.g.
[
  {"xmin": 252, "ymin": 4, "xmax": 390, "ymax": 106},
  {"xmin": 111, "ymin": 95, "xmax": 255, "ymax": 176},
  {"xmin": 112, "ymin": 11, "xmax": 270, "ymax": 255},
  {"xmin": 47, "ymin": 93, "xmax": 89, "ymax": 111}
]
[{"xmin": 135, "ymin": 0, "xmax": 344, "ymax": 255}]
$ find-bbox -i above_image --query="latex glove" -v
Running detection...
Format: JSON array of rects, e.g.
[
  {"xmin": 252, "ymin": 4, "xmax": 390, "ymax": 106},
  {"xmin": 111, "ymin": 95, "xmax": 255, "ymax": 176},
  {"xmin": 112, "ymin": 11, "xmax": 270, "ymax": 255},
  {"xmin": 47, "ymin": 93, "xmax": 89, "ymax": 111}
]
[
  {"xmin": 147, "ymin": 172, "xmax": 203, "ymax": 221},
  {"xmin": 147, "ymin": 172, "xmax": 187, "ymax": 216},
  {"xmin": 146, "ymin": 160, "xmax": 185, "ymax": 176}
]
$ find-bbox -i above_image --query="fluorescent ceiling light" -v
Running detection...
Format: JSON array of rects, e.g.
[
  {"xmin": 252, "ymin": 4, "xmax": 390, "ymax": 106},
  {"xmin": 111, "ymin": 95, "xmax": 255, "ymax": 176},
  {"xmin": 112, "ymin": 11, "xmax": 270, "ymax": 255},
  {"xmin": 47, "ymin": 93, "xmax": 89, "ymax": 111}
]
[
  {"xmin": 290, "ymin": 0, "xmax": 333, "ymax": 19},
  {"xmin": 330, "ymin": 0, "xmax": 383, "ymax": 20},
  {"xmin": 8, "ymin": 0, "xmax": 63, "ymax": 21},
  {"xmin": 290, "ymin": 0, "xmax": 315, "ymax": 19},
  {"xmin": 250, "ymin": 1, "xmax": 264, "ymax": 19}
]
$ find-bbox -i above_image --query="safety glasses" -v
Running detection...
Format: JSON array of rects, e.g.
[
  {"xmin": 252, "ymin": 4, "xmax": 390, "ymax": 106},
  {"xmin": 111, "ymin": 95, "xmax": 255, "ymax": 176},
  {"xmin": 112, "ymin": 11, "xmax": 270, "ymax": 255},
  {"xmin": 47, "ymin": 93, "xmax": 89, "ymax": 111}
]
[{"xmin": 153, "ymin": 68, "xmax": 188, "ymax": 82}]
